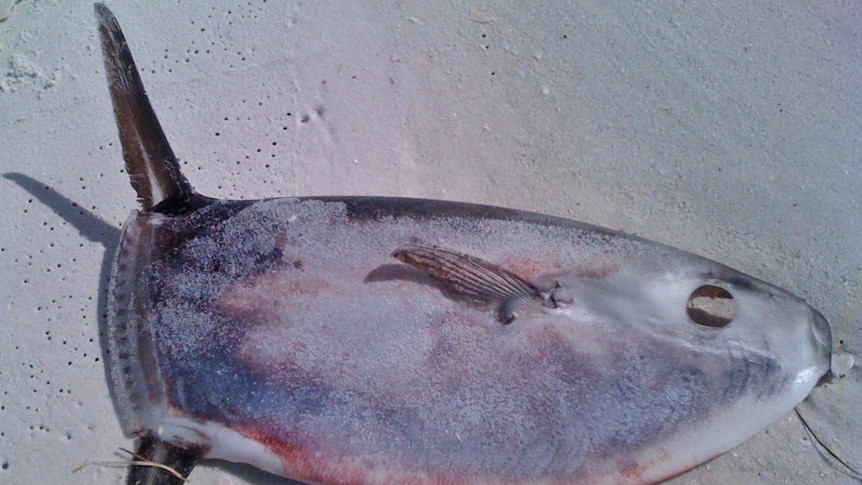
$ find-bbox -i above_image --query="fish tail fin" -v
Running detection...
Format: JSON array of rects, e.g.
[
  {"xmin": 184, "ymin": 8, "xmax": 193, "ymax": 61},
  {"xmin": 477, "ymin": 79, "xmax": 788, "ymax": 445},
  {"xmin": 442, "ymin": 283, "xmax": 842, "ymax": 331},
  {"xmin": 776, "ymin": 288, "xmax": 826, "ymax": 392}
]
[{"xmin": 95, "ymin": 3, "xmax": 197, "ymax": 213}]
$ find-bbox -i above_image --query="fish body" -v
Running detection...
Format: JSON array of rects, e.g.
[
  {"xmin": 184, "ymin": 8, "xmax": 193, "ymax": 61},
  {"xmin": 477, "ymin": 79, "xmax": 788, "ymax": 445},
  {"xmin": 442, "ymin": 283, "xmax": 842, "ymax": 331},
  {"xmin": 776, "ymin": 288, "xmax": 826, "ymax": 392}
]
[{"xmin": 95, "ymin": 4, "xmax": 832, "ymax": 485}]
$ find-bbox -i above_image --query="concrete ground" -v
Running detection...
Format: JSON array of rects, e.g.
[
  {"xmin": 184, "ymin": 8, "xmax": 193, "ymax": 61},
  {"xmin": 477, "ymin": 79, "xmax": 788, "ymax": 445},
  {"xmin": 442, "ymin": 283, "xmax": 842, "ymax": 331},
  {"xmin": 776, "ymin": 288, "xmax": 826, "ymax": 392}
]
[{"xmin": 1, "ymin": 1, "xmax": 859, "ymax": 483}]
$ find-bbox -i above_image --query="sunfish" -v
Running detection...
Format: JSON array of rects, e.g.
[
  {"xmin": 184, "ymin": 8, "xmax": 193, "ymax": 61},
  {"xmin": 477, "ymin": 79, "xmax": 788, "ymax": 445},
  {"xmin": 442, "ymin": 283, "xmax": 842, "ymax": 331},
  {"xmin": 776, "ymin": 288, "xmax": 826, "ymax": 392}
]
[{"xmin": 94, "ymin": 4, "xmax": 832, "ymax": 485}]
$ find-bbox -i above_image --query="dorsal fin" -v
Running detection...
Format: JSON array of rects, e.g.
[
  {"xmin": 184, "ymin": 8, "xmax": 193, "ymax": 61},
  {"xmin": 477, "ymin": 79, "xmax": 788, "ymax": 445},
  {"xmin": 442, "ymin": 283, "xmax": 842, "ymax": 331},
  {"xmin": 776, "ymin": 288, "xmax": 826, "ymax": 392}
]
[
  {"xmin": 95, "ymin": 3, "xmax": 195, "ymax": 212},
  {"xmin": 393, "ymin": 246, "xmax": 553, "ymax": 323}
]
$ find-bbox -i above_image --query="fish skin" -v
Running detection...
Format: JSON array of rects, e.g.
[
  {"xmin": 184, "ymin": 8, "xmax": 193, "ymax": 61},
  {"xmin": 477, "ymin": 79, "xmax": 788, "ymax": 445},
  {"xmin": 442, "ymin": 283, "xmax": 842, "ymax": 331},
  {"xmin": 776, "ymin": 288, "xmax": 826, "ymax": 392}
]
[
  {"xmin": 94, "ymin": 4, "xmax": 832, "ymax": 485},
  {"xmin": 109, "ymin": 197, "xmax": 830, "ymax": 485}
]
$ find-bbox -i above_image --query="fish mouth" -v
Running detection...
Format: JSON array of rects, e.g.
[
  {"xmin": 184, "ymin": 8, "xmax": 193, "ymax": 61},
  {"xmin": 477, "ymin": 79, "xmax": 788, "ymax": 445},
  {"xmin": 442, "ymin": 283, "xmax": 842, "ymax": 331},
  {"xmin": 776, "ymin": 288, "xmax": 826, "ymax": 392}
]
[{"xmin": 810, "ymin": 308, "xmax": 833, "ymax": 375}]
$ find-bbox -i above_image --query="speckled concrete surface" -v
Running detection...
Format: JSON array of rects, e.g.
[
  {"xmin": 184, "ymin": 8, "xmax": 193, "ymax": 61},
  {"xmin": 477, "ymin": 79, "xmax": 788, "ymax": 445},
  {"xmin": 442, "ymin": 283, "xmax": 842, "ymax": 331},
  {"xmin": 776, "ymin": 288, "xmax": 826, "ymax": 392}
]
[{"xmin": 1, "ymin": 1, "xmax": 859, "ymax": 483}]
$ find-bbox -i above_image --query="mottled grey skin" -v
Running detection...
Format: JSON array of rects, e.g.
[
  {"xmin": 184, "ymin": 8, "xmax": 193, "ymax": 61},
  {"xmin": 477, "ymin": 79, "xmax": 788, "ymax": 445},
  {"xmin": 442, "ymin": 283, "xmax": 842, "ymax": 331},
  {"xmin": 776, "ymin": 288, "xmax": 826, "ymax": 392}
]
[
  {"xmin": 96, "ymin": 4, "xmax": 831, "ymax": 485},
  {"xmin": 109, "ymin": 196, "xmax": 830, "ymax": 484}
]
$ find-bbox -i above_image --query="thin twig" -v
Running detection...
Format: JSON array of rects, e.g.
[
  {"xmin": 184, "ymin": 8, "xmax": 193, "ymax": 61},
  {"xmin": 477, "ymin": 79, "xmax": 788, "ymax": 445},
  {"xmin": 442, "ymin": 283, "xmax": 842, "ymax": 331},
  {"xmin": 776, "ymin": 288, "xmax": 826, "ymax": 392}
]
[
  {"xmin": 796, "ymin": 408, "xmax": 862, "ymax": 482},
  {"xmin": 72, "ymin": 447, "xmax": 190, "ymax": 482}
]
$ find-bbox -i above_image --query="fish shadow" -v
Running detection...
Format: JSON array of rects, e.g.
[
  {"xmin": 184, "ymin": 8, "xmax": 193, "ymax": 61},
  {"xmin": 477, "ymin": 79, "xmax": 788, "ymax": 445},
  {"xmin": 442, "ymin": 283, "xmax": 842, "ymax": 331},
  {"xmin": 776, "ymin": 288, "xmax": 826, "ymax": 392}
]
[
  {"xmin": 364, "ymin": 262, "xmax": 502, "ymax": 320},
  {"xmin": 206, "ymin": 460, "xmax": 307, "ymax": 484},
  {"xmin": 364, "ymin": 263, "xmax": 431, "ymax": 285},
  {"xmin": 3, "ymin": 172, "xmax": 123, "ymax": 424}
]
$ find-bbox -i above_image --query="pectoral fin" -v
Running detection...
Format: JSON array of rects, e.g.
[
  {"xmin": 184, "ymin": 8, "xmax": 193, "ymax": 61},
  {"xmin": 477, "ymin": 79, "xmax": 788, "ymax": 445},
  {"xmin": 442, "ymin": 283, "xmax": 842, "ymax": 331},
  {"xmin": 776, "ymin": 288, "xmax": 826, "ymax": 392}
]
[{"xmin": 392, "ymin": 246, "xmax": 553, "ymax": 323}]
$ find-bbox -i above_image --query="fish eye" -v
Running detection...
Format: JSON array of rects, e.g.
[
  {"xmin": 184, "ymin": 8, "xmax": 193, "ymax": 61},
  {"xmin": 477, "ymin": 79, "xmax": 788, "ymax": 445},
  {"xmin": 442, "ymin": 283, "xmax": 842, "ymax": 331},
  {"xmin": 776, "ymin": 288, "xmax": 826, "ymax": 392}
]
[{"xmin": 686, "ymin": 284, "xmax": 736, "ymax": 328}]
